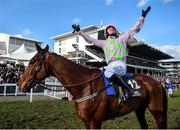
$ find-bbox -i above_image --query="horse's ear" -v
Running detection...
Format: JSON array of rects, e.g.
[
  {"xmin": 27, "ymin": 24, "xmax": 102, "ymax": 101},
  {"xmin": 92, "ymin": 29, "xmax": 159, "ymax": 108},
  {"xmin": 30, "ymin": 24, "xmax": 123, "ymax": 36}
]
[
  {"xmin": 44, "ymin": 44, "xmax": 49, "ymax": 52},
  {"xmin": 35, "ymin": 43, "xmax": 42, "ymax": 52}
]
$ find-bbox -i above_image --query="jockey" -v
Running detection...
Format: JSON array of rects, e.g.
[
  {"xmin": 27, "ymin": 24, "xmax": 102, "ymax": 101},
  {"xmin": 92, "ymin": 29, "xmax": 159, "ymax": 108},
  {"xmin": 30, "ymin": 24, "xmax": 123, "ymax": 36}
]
[{"xmin": 72, "ymin": 6, "xmax": 151, "ymax": 98}]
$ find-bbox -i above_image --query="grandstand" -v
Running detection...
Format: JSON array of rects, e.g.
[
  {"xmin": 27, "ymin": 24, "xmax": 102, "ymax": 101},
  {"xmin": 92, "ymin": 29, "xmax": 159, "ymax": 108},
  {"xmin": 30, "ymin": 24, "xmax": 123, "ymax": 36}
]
[{"xmin": 159, "ymin": 59, "xmax": 180, "ymax": 76}]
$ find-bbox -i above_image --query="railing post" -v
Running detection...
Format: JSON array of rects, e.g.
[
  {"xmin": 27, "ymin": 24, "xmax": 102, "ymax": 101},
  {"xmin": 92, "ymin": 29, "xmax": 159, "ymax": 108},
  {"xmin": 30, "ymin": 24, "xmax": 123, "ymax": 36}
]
[
  {"xmin": 15, "ymin": 84, "xmax": 18, "ymax": 96},
  {"xmin": 54, "ymin": 86, "xmax": 56, "ymax": 97},
  {"xmin": 65, "ymin": 90, "xmax": 68, "ymax": 97},
  {"xmin": 30, "ymin": 88, "xmax": 33, "ymax": 103},
  {"xmin": 4, "ymin": 85, "xmax": 6, "ymax": 96},
  {"xmin": 44, "ymin": 84, "xmax": 46, "ymax": 96},
  {"xmin": 135, "ymin": 68, "xmax": 137, "ymax": 74}
]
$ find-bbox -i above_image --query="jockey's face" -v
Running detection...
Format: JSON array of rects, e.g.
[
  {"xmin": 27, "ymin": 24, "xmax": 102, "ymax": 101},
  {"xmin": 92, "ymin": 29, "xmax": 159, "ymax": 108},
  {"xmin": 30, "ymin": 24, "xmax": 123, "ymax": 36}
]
[{"xmin": 107, "ymin": 27, "xmax": 116, "ymax": 35}]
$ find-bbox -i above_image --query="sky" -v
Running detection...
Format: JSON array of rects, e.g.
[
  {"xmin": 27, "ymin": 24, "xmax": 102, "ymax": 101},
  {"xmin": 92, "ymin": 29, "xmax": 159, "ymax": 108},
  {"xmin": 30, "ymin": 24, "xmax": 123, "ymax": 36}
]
[{"xmin": 0, "ymin": 0, "xmax": 180, "ymax": 59}]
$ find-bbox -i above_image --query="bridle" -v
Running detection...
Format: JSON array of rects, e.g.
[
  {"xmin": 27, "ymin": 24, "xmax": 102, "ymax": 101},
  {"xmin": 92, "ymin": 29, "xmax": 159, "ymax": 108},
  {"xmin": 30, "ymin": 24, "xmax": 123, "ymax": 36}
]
[
  {"xmin": 33, "ymin": 50, "xmax": 104, "ymax": 87},
  {"xmin": 34, "ymin": 50, "xmax": 47, "ymax": 72},
  {"xmin": 32, "ymin": 50, "xmax": 48, "ymax": 83}
]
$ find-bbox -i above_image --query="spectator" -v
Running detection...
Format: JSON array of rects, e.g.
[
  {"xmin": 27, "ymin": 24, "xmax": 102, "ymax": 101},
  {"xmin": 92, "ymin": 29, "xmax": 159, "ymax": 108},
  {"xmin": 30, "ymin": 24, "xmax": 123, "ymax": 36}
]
[
  {"xmin": 167, "ymin": 81, "xmax": 174, "ymax": 97},
  {"xmin": 0, "ymin": 63, "xmax": 25, "ymax": 84}
]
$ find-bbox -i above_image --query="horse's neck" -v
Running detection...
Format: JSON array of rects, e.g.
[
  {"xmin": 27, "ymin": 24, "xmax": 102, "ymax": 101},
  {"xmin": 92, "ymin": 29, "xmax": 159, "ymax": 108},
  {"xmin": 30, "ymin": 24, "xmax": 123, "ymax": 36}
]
[{"xmin": 46, "ymin": 52, "xmax": 90, "ymax": 92}]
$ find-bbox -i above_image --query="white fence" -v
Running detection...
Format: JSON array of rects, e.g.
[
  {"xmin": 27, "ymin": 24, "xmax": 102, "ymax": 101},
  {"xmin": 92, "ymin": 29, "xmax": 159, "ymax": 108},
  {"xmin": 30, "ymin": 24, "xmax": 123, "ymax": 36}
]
[
  {"xmin": 0, "ymin": 83, "xmax": 23, "ymax": 96},
  {"xmin": 0, "ymin": 83, "xmax": 69, "ymax": 102}
]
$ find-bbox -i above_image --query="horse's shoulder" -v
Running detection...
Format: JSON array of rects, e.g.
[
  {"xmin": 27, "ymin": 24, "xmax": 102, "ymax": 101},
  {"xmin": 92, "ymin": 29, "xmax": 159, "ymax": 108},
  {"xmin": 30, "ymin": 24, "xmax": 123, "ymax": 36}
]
[
  {"xmin": 88, "ymin": 67, "xmax": 102, "ymax": 76},
  {"xmin": 133, "ymin": 73, "xmax": 144, "ymax": 79}
]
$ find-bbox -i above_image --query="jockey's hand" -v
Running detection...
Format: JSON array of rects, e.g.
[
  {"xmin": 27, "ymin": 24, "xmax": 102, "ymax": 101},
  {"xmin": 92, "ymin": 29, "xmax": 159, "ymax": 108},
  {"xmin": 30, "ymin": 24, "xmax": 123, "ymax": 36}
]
[
  {"xmin": 72, "ymin": 24, "xmax": 81, "ymax": 33},
  {"xmin": 142, "ymin": 6, "xmax": 151, "ymax": 17}
]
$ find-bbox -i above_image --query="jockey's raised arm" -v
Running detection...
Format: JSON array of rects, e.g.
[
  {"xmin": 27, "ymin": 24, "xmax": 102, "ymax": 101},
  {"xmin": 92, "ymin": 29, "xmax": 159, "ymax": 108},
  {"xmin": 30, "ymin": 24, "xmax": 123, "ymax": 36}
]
[
  {"xmin": 124, "ymin": 6, "xmax": 151, "ymax": 41},
  {"xmin": 124, "ymin": 16, "xmax": 144, "ymax": 39},
  {"xmin": 72, "ymin": 24, "xmax": 105, "ymax": 48}
]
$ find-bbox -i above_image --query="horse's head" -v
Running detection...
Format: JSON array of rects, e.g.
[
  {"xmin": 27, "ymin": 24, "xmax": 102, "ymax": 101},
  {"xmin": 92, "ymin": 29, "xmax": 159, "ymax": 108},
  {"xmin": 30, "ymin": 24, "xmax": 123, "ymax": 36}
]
[{"xmin": 17, "ymin": 43, "xmax": 50, "ymax": 93}]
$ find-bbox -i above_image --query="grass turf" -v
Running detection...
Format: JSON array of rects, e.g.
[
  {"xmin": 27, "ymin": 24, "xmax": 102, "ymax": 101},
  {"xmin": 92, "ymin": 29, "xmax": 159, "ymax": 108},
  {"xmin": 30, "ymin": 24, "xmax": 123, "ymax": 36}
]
[{"xmin": 0, "ymin": 90, "xmax": 179, "ymax": 129}]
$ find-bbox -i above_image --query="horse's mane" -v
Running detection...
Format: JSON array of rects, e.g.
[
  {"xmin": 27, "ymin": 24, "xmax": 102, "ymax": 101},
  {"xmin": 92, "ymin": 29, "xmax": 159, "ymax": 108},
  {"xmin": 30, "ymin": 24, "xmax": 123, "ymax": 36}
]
[{"xmin": 50, "ymin": 52, "xmax": 100, "ymax": 72}]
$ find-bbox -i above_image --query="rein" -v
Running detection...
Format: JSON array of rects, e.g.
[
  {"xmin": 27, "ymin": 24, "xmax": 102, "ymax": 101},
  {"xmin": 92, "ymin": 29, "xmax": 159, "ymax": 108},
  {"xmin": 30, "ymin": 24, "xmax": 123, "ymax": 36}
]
[{"xmin": 37, "ymin": 72, "xmax": 103, "ymax": 89}]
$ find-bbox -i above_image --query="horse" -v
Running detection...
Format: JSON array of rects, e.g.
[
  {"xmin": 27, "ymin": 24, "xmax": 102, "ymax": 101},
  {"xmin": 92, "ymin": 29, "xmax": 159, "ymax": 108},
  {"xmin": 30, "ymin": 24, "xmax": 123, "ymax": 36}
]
[{"xmin": 17, "ymin": 43, "xmax": 167, "ymax": 129}]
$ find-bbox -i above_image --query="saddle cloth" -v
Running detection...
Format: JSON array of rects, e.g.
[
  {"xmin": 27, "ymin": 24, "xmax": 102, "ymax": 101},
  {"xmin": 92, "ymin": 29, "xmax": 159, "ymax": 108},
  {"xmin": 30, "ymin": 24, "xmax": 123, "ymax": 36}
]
[{"xmin": 102, "ymin": 72, "xmax": 142, "ymax": 102}]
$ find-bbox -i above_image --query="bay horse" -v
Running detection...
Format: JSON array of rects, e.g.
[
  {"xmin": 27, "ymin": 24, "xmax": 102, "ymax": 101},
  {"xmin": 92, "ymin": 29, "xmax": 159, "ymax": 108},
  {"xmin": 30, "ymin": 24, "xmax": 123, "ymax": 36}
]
[{"xmin": 17, "ymin": 43, "xmax": 167, "ymax": 129}]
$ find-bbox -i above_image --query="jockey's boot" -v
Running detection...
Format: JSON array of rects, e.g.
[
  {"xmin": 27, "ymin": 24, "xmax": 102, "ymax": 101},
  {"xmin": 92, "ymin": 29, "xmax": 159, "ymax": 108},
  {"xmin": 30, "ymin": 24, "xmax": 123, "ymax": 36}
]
[{"xmin": 109, "ymin": 74, "xmax": 134, "ymax": 99}]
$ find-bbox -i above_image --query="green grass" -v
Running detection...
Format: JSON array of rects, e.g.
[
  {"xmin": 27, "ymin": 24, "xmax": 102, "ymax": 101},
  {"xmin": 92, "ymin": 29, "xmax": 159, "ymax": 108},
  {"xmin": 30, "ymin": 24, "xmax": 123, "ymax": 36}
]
[{"xmin": 0, "ymin": 90, "xmax": 180, "ymax": 129}]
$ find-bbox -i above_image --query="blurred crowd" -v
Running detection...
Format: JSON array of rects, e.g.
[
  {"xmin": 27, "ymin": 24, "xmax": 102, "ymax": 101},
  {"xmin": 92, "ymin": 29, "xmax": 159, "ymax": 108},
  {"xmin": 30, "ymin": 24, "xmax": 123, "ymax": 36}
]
[
  {"xmin": 152, "ymin": 74, "xmax": 180, "ymax": 84},
  {"xmin": 152, "ymin": 74, "xmax": 180, "ymax": 89},
  {"xmin": 0, "ymin": 63, "xmax": 25, "ymax": 84}
]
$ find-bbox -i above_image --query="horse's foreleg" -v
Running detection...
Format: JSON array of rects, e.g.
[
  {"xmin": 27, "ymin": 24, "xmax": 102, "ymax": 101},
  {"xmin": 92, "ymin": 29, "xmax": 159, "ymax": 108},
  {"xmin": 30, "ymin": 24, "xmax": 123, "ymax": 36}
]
[
  {"xmin": 82, "ymin": 119, "xmax": 102, "ymax": 129},
  {"xmin": 135, "ymin": 107, "xmax": 148, "ymax": 129},
  {"xmin": 82, "ymin": 120, "xmax": 90, "ymax": 129}
]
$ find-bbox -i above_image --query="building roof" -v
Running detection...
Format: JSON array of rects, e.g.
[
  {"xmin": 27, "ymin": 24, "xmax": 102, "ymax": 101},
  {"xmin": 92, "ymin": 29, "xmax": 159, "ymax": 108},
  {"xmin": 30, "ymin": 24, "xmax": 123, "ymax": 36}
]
[
  {"xmin": 0, "ymin": 44, "xmax": 36, "ymax": 61},
  {"xmin": 127, "ymin": 37, "xmax": 173, "ymax": 60},
  {"xmin": 10, "ymin": 35, "xmax": 41, "ymax": 43},
  {"xmin": 128, "ymin": 43, "xmax": 173, "ymax": 60},
  {"xmin": 0, "ymin": 33, "xmax": 41, "ymax": 43}
]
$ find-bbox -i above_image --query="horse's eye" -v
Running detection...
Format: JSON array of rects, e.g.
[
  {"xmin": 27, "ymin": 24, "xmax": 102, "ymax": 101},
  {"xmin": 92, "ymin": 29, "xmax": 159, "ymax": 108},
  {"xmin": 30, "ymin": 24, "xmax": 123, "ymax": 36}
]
[{"xmin": 29, "ymin": 59, "xmax": 34, "ymax": 64}]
